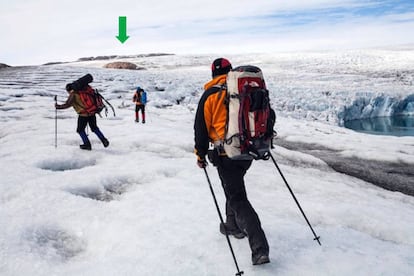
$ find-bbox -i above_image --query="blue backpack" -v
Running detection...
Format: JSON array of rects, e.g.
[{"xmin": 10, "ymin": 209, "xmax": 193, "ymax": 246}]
[
  {"xmin": 140, "ymin": 90, "xmax": 147, "ymax": 105},
  {"xmin": 136, "ymin": 86, "xmax": 147, "ymax": 105}
]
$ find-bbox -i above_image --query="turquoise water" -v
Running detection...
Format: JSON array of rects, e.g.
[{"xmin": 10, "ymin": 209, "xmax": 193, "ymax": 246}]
[{"xmin": 344, "ymin": 116, "xmax": 414, "ymax": 136}]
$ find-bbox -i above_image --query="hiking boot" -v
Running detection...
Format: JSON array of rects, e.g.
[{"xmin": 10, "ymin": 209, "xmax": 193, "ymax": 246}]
[
  {"xmin": 219, "ymin": 222, "xmax": 246, "ymax": 239},
  {"xmin": 80, "ymin": 144, "xmax": 92, "ymax": 150},
  {"xmin": 135, "ymin": 119, "xmax": 139, "ymax": 123},
  {"xmin": 142, "ymin": 120, "xmax": 145, "ymax": 124},
  {"xmin": 252, "ymin": 253, "xmax": 270, "ymax": 265},
  {"xmin": 102, "ymin": 138, "xmax": 109, "ymax": 148}
]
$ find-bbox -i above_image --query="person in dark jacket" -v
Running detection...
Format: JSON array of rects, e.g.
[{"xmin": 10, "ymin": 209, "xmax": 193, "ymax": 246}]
[
  {"xmin": 55, "ymin": 77, "xmax": 109, "ymax": 150},
  {"xmin": 193, "ymin": 58, "xmax": 270, "ymax": 266}
]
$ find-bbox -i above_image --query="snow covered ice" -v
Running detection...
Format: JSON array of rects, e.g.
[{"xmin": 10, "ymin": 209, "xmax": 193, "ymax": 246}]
[{"xmin": 1, "ymin": 48, "xmax": 414, "ymax": 276}]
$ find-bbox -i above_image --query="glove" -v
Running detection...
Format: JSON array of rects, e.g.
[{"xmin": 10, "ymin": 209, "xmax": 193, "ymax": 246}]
[{"xmin": 197, "ymin": 156, "xmax": 208, "ymax": 168}]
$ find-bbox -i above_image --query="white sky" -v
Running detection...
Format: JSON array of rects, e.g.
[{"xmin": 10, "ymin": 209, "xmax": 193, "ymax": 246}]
[{"xmin": 1, "ymin": 0, "xmax": 414, "ymax": 65}]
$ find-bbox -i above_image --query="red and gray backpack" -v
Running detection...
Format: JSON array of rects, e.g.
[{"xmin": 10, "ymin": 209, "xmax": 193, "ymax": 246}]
[{"xmin": 224, "ymin": 65, "xmax": 276, "ymax": 160}]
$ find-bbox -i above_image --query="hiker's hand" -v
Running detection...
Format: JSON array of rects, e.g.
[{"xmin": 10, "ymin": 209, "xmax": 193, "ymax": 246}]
[
  {"xmin": 55, "ymin": 103, "xmax": 59, "ymax": 109},
  {"xmin": 197, "ymin": 157, "xmax": 207, "ymax": 168}
]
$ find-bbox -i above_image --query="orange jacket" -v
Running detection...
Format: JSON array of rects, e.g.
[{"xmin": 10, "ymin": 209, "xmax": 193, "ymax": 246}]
[
  {"xmin": 133, "ymin": 91, "xmax": 144, "ymax": 105},
  {"xmin": 194, "ymin": 74, "xmax": 228, "ymax": 160}
]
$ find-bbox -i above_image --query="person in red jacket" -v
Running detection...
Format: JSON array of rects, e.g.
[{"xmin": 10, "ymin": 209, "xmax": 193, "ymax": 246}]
[{"xmin": 193, "ymin": 58, "xmax": 270, "ymax": 266}]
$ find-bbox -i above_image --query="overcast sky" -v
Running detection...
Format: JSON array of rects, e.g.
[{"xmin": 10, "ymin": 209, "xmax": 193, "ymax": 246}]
[{"xmin": 1, "ymin": 0, "xmax": 414, "ymax": 65}]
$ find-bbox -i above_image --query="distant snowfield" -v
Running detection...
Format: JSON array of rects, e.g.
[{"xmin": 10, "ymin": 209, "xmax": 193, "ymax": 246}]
[
  {"xmin": 70, "ymin": 48, "xmax": 414, "ymax": 123},
  {"xmin": 0, "ymin": 49, "xmax": 413, "ymax": 275}
]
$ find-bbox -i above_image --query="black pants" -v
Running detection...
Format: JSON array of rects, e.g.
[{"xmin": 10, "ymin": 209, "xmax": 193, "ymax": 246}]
[
  {"xmin": 77, "ymin": 115, "xmax": 98, "ymax": 133},
  {"xmin": 216, "ymin": 156, "xmax": 269, "ymax": 256},
  {"xmin": 135, "ymin": 104, "xmax": 145, "ymax": 113}
]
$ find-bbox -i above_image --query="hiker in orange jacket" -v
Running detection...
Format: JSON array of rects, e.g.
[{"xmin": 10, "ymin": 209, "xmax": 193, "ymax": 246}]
[
  {"xmin": 193, "ymin": 58, "xmax": 270, "ymax": 266},
  {"xmin": 133, "ymin": 86, "xmax": 147, "ymax": 123}
]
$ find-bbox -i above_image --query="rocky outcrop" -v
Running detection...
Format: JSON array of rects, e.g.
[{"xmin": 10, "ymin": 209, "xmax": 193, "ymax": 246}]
[
  {"xmin": 104, "ymin": 62, "xmax": 143, "ymax": 70},
  {"xmin": 0, "ymin": 63, "xmax": 11, "ymax": 69},
  {"xmin": 43, "ymin": 61, "xmax": 69, "ymax": 66},
  {"xmin": 80, "ymin": 56, "xmax": 118, "ymax": 62}
]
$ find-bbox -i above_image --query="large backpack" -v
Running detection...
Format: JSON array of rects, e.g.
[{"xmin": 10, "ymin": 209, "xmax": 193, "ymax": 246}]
[
  {"xmin": 71, "ymin": 74, "xmax": 115, "ymax": 117},
  {"xmin": 134, "ymin": 88, "xmax": 147, "ymax": 105},
  {"xmin": 140, "ymin": 90, "xmax": 147, "ymax": 105},
  {"xmin": 224, "ymin": 65, "xmax": 275, "ymax": 160},
  {"xmin": 78, "ymin": 86, "xmax": 106, "ymax": 115}
]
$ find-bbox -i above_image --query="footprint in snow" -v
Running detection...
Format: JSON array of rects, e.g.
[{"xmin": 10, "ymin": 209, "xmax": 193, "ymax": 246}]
[
  {"xmin": 67, "ymin": 177, "xmax": 134, "ymax": 201},
  {"xmin": 37, "ymin": 157, "xmax": 96, "ymax": 171},
  {"xmin": 24, "ymin": 226, "xmax": 86, "ymax": 261}
]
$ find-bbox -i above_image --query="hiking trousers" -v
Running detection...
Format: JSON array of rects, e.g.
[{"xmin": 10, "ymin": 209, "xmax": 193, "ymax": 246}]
[
  {"xmin": 216, "ymin": 156, "xmax": 269, "ymax": 257},
  {"xmin": 77, "ymin": 115, "xmax": 99, "ymax": 133},
  {"xmin": 135, "ymin": 105, "xmax": 146, "ymax": 121},
  {"xmin": 76, "ymin": 115, "xmax": 107, "ymax": 144},
  {"xmin": 135, "ymin": 104, "xmax": 145, "ymax": 114}
]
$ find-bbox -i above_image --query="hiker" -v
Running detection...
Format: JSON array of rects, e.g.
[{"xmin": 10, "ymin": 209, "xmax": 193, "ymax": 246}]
[
  {"xmin": 55, "ymin": 74, "xmax": 109, "ymax": 150},
  {"xmin": 194, "ymin": 58, "xmax": 270, "ymax": 265},
  {"xmin": 133, "ymin": 86, "xmax": 147, "ymax": 123}
]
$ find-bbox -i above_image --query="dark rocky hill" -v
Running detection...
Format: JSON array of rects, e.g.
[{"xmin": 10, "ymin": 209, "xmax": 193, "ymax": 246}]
[
  {"xmin": 0, "ymin": 63, "xmax": 11, "ymax": 69},
  {"xmin": 77, "ymin": 53, "xmax": 173, "ymax": 62}
]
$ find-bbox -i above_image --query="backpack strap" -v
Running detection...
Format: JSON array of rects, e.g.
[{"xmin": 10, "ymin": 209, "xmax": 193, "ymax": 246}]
[
  {"xmin": 210, "ymin": 84, "xmax": 228, "ymax": 152},
  {"xmin": 212, "ymin": 84, "xmax": 226, "ymax": 101},
  {"xmin": 96, "ymin": 89, "xmax": 116, "ymax": 117}
]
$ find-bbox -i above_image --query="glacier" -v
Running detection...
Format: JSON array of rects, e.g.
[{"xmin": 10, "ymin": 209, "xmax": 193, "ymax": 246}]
[
  {"xmin": 1, "ymin": 48, "xmax": 414, "ymax": 276},
  {"xmin": 1, "ymin": 48, "xmax": 414, "ymax": 129}
]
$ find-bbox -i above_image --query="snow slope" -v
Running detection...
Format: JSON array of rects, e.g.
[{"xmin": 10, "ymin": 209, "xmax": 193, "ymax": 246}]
[{"xmin": 1, "ymin": 50, "xmax": 414, "ymax": 275}]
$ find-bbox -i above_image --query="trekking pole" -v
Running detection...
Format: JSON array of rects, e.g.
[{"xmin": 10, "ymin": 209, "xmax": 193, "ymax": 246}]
[
  {"xmin": 54, "ymin": 95, "xmax": 57, "ymax": 148},
  {"xmin": 269, "ymin": 153, "xmax": 321, "ymax": 246},
  {"xmin": 203, "ymin": 167, "xmax": 244, "ymax": 276}
]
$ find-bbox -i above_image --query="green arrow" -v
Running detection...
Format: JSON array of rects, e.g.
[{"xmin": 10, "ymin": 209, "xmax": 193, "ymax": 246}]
[{"xmin": 116, "ymin": 16, "xmax": 129, "ymax": 43}]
